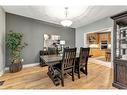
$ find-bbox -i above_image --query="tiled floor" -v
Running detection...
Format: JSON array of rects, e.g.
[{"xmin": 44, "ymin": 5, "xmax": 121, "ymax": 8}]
[{"xmin": 88, "ymin": 56, "xmax": 112, "ymax": 68}]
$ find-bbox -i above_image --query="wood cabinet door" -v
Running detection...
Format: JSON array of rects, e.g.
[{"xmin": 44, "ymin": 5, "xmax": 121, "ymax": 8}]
[
  {"xmin": 87, "ymin": 33, "xmax": 99, "ymax": 44},
  {"xmin": 99, "ymin": 32, "xmax": 111, "ymax": 44},
  {"xmin": 108, "ymin": 33, "xmax": 111, "ymax": 43},
  {"xmin": 100, "ymin": 33, "xmax": 108, "ymax": 41},
  {"xmin": 90, "ymin": 48, "xmax": 106, "ymax": 57},
  {"xmin": 115, "ymin": 60, "xmax": 127, "ymax": 87}
]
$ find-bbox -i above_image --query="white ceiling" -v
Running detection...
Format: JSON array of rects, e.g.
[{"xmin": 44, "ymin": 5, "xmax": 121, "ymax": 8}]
[{"xmin": 2, "ymin": 6, "xmax": 127, "ymax": 28}]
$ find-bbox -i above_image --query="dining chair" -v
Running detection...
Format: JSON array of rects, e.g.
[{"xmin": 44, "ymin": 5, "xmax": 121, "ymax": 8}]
[
  {"xmin": 48, "ymin": 47, "xmax": 57, "ymax": 55},
  {"xmin": 40, "ymin": 47, "xmax": 59, "ymax": 66},
  {"xmin": 75, "ymin": 47, "xmax": 90, "ymax": 79},
  {"xmin": 39, "ymin": 50, "xmax": 49, "ymax": 66},
  {"xmin": 53, "ymin": 48, "xmax": 77, "ymax": 86}
]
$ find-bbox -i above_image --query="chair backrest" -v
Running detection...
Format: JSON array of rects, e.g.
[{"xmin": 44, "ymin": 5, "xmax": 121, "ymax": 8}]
[
  {"xmin": 40, "ymin": 50, "xmax": 48, "ymax": 56},
  {"xmin": 62, "ymin": 48, "xmax": 77, "ymax": 70},
  {"xmin": 48, "ymin": 47, "xmax": 57, "ymax": 55},
  {"xmin": 40, "ymin": 47, "xmax": 58, "ymax": 56},
  {"xmin": 65, "ymin": 47, "xmax": 69, "ymax": 49},
  {"xmin": 79, "ymin": 47, "xmax": 90, "ymax": 66}
]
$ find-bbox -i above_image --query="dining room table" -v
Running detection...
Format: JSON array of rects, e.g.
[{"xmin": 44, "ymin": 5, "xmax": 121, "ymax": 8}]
[
  {"xmin": 40, "ymin": 52, "xmax": 92, "ymax": 86},
  {"xmin": 40, "ymin": 53, "xmax": 80, "ymax": 86}
]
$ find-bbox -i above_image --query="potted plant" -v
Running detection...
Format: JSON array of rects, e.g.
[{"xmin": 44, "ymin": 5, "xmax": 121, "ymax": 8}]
[{"xmin": 6, "ymin": 31, "xmax": 27, "ymax": 73}]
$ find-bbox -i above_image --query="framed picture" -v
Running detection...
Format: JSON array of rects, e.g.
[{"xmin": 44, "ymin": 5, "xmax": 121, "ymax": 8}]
[{"xmin": 43, "ymin": 34, "xmax": 61, "ymax": 50}]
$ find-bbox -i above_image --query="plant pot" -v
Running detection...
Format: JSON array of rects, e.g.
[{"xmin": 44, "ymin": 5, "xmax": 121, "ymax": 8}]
[{"xmin": 9, "ymin": 60, "xmax": 22, "ymax": 73}]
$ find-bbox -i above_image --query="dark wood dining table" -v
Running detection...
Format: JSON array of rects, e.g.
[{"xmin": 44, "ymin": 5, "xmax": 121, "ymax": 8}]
[{"xmin": 40, "ymin": 54, "xmax": 79, "ymax": 86}]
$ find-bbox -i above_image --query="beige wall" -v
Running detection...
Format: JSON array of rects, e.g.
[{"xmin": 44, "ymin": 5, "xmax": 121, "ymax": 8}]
[{"xmin": 0, "ymin": 7, "xmax": 5, "ymax": 76}]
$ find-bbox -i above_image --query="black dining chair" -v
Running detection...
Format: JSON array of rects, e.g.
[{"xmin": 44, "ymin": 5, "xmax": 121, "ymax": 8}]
[
  {"xmin": 53, "ymin": 48, "xmax": 77, "ymax": 86},
  {"xmin": 40, "ymin": 48, "xmax": 57, "ymax": 66},
  {"xmin": 75, "ymin": 47, "xmax": 90, "ymax": 79},
  {"xmin": 48, "ymin": 47, "xmax": 57, "ymax": 55}
]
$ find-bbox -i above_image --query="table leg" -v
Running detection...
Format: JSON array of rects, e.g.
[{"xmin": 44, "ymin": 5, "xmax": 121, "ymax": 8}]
[{"xmin": 47, "ymin": 66, "xmax": 60, "ymax": 86}]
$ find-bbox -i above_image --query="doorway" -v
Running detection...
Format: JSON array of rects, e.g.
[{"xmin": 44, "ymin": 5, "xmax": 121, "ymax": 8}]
[{"xmin": 84, "ymin": 28, "xmax": 113, "ymax": 68}]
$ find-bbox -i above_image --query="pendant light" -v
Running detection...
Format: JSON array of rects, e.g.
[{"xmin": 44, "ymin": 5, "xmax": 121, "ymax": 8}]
[{"xmin": 60, "ymin": 7, "xmax": 72, "ymax": 27}]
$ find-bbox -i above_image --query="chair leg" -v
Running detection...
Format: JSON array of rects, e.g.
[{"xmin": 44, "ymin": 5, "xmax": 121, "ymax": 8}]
[
  {"xmin": 85, "ymin": 65, "xmax": 88, "ymax": 75},
  {"xmin": 61, "ymin": 74, "xmax": 64, "ymax": 87},
  {"xmin": 72, "ymin": 68, "xmax": 74, "ymax": 81},
  {"xmin": 78, "ymin": 67, "xmax": 80, "ymax": 79}
]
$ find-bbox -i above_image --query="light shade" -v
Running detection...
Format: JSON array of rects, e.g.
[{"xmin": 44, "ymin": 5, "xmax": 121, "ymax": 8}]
[
  {"xmin": 60, "ymin": 40, "xmax": 65, "ymax": 45},
  {"xmin": 60, "ymin": 20, "xmax": 72, "ymax": 27}
]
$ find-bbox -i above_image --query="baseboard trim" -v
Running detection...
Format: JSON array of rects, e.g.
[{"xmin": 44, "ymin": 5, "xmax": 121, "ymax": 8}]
[{"xmin": 5, "ymin": 63, "xmax": 40, "ymax": 72}]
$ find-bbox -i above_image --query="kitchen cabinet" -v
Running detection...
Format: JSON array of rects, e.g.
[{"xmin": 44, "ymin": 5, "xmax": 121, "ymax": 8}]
[
  {"xmin": 100, "ymin": 33, "xmax": 107, "ymax": 41},
  {"xmin": 108, "ymin": 32, "xmax": 111, "ymax": 43},
  {"xmin": 87, "ymin": 33, "xmax": 99, "ymax": 44},
  {"xmin": 87, "ymin": 32, "xmax": 111, "ymax": 45},
  {"xmin": 90, "ymin": 48, "xmax": 106, "ymax": 57},
  {"xmin": 99, "ymin": 32, "xmax": 110, "ymax": 42}
]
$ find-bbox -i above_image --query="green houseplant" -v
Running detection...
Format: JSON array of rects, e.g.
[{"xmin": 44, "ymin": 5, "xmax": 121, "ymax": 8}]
[{"xmin": 6, "ymin": 31, "xmax": 27, "ymax": 73}]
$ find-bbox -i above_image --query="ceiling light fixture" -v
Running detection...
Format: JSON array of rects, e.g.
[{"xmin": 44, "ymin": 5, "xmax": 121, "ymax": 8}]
[{"xmin": 60, "ymin": 7, "xmax": 72, "ymax": 27}]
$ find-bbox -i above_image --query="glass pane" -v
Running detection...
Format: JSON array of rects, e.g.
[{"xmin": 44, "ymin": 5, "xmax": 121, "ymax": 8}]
[
  {"xmin": 116, "ymin": 25, "xmax": 120, "ymax": 58},
  {"xmin": 116, "ymin": 26, "xmax": 127, "ymax": 60}
]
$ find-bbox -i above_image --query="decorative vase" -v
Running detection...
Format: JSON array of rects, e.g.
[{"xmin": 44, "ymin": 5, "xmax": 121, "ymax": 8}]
[{"xmin": 9, "ymin": 59, "xmax": 22, "ymax": 73}]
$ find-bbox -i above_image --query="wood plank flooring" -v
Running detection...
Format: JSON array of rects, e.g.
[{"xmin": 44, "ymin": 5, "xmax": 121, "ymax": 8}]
[{"xmin": 0, "ymin": 63, "xmax": 115, "ymax": 89}]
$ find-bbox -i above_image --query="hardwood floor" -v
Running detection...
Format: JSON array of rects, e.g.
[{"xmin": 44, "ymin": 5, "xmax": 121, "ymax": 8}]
[{"xmin": 0, "ymin": 63, "xmax": 115, "ymax": 89}]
